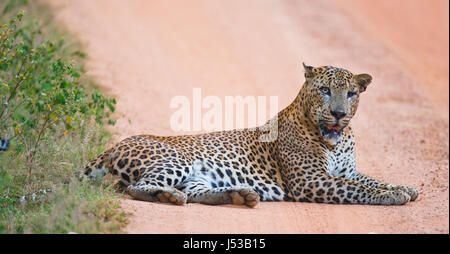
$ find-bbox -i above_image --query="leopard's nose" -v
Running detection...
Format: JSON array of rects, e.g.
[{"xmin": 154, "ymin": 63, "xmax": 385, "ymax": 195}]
[{"xmin": 331, "ymin": 110, "xmax": 346, "ymax": 120}]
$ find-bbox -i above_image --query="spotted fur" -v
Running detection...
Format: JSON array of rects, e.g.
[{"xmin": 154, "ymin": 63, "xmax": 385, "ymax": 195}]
[{"xmin": 83, "ymin": 63, "xmax": 418, "ymax": 208}]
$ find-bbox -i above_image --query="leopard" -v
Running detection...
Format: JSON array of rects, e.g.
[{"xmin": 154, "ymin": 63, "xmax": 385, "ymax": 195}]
[{"xmin": 82, "ymin": 63, "xmax": 419, "ymax": 208}]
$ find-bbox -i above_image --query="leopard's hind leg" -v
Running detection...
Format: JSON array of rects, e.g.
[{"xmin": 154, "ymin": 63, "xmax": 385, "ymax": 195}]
[
  {"xmin": 125, "ymin": 159, "xmax": 194, "ymax": 205},
  {"xmin": 127, "ymin": 183, "xmax": 187, "ymax": 205},
  {"xmin": 81, "ymin": 147, "xmax": 114, "ymax": 181},
  {"xmin": 179, "ymin": 181, "xmax": 260, "ymax": 208},
  {"xmin": 177, "ymin": 160, "xmax": 260, "ymax": 208}
]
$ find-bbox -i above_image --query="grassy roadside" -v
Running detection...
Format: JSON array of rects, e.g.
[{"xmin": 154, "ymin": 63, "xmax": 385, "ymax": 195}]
[{"xmin": 0, "ymin": 0, "xmax": 127, "ymax": 233}]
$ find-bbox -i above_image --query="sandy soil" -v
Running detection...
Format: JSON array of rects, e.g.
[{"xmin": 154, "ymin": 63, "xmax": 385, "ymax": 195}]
[{"xmin": 49, "ymin": 0, "xmax": 448, "ymax": 233}]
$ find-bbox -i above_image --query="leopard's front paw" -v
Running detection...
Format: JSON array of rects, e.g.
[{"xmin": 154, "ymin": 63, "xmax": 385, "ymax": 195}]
[
  {"xmin": 376, "ymin": 189, "xmax": 410, "ymax": 205},
  {"xmin": 392, "ymin": 186, "xmax": 419, "ymax": 201},
  {"xmin": 230, "ymin": 189, "xmax": 260, "ymax": 208}
]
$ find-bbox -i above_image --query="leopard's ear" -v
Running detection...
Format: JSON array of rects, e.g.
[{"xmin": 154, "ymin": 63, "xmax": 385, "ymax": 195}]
[
  {"xmin": 353, "ymin": 73, "xmax": 372, "ymax": 93},
  {"xmin": 302, "ymin": 62, "xmax": 315, "ymax": 81}
]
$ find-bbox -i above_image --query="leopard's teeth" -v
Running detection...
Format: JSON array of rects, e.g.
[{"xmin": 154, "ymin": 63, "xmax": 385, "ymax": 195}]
[{"xmin": 327, "ymin": 125, "xmax": 342, "ymax": 131}]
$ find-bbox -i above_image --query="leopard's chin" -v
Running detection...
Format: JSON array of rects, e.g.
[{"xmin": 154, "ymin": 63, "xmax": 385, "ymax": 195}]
[{"xmin": 319, "ymin": 122, "xmax": 345, "ymax": 146}]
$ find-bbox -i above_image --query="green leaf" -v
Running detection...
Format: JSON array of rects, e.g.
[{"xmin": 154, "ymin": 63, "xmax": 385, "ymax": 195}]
[
  {"xmin": 56, "ymin": 93, "xmax": 66, "ymax": 105},
  {"xmin": 106, "ymin": 101, "xmax": 115, "ymax": 112},
  {"xmin": 42, "ymin": 81, "xmax": 52, "ymax": 91},
  {"xmin": 80, "ymin": 106, "xmax": 88, "ymax": 114}
]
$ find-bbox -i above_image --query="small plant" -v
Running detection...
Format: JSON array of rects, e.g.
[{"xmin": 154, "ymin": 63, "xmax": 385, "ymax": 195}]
[
  {"xmin": 0, "ymin": 1, "xmax": 125, "ymax": 233},
  {"xmin": 0, "ymin": 10, "xmax": 116, "ymax": 174}
]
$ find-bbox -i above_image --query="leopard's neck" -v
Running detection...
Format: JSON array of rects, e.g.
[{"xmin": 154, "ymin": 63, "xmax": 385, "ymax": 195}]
[{"xmin": 276, "ymin": 88, "xmax": 321, "ymax": 139}]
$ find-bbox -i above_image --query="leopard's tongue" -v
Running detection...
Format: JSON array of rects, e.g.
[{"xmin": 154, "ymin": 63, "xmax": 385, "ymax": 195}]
[{"xmin": 327, "ymin": 125, "xmax": 342, "ymax": 131}]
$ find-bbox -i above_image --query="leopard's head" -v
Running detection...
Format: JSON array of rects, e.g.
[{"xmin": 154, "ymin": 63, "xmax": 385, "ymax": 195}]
[{"xmin": 300, "ymin": 63, "xmax": 372, "ymax": 146}]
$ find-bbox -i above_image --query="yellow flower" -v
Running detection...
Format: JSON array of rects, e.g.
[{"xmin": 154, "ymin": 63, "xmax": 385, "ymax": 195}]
[
  {"xmin": 66, "ymin": 116, "xmax": 71, "ymax": 124},
  {"xmin": 47, "ymin": 104, "xmax": 51, "ymax": 111},
  {"xmin": 11, "ymin": 52, "xmax": 14, "ymax": 56},
  {"xmin": 15, "ymin": 125, "xmax": 19, "ymax": 135},
  {"xmin": 64, "ymin": 129, "xmax": 69, "ymax": 136},
  {"xmin": 54, "ymin": 116, "xmax": 58, "ymax": 121}
]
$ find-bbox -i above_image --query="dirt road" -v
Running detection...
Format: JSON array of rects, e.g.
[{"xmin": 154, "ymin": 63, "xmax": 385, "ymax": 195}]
[{"xmin": 49, "ymin": 0, "xmax": 449, "ymax": 233}]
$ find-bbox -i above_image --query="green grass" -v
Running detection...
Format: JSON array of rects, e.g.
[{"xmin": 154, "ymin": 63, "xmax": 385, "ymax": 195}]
[
  {"xmin": 0, "ymin": 0, "xmax": 127, "ymax": 233},
  {"xmin": 0, "ymin": 123, "xmax": 127, "ymax": 233}
]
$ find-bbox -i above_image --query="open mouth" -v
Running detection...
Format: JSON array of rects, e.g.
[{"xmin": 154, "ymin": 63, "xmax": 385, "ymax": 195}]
[{"xmin": 319, "ymin": 122, "xmax": 344, "ymax": 139}]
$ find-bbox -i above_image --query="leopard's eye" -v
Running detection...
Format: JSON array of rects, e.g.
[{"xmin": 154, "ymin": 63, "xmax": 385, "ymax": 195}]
[
  {"xmin": 320, "ymin": 87, "xmax": 330, "ymax": 96},
  {"xmin": 347, "ymin": 91, "xmax": 357, "ymax": 98}
]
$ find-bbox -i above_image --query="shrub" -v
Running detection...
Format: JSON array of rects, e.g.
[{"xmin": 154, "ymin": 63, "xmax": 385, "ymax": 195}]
[
  {"xmin": 0, "ymin": 2, "xmax": 126, "ymax": 233},
  {"xmin": 0, "ymin": 10, "xmax": 116, "ymax": 174}
]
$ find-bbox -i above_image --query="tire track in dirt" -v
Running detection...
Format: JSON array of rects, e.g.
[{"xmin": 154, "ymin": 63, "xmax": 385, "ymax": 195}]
[{"xmin": 49, "ymin": 0, "xmax": 448, "ymax": 233}]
